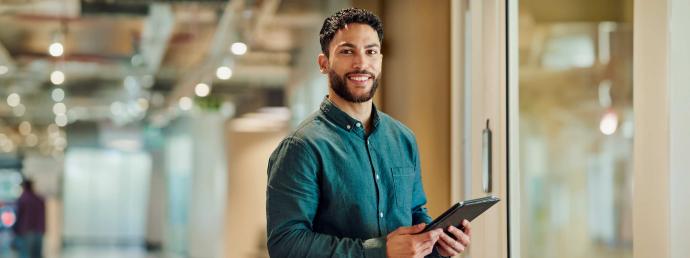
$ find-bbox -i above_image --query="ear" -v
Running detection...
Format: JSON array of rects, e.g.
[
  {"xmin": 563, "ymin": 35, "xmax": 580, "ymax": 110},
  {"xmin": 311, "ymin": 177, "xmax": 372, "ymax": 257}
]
[{"xmin": 317, "ymin": 53, "xmax": 329, "ymax": 74}]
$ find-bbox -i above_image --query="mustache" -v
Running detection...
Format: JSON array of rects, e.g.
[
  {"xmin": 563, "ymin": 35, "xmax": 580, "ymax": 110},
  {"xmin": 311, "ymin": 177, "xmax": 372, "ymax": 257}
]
[{"xmin": 344, "ymin": 70, "xmax": 376, "ymax": 78}]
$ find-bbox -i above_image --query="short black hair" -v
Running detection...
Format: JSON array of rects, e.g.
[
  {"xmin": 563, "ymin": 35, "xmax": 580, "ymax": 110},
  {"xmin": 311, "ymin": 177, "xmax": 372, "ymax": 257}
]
[
  {"xmin": 21, "ymin": 179, "xmax": 33, "ymax": 192},
  {"xmin": 319, "ymin": 8, "xmax": 383, "ymax": 57}
]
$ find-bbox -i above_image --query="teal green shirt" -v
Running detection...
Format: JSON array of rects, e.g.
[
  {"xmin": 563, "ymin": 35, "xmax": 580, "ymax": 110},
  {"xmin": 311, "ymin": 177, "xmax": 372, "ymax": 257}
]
[{"xmin": 267, "ymin": 97, "xmax": 441, "ymax": 257}]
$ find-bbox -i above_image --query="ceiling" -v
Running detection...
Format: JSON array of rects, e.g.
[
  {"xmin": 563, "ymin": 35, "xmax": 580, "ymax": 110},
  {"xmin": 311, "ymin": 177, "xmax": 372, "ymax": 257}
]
[{"xmin": 0, "ymin": 0, "xmax": 339, "ymax": 156}]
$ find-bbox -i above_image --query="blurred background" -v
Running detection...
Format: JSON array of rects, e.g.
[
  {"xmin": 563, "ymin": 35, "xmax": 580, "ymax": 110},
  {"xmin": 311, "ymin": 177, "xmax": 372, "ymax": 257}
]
[
  {"xmin": 1, "ymin": 0, "xmax": 341, "ymax": 257},
  {"xmin": 0, "ymin": 0, "xmax": 634, "ymax": 258},
  {"xmin": 519, "ymin": 0, "xmax": 633, "ymax": 258}
]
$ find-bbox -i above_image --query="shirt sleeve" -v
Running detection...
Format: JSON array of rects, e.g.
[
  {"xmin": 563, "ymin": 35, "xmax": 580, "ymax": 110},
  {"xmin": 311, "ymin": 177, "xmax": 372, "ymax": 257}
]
[{"xmin": 266, "ymin": 136, "xmax": 387, "ymax": 258}]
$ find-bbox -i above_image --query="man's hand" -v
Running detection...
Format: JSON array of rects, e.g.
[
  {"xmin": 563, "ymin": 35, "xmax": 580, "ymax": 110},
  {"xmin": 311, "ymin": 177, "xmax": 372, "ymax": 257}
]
[
  {"xmin": 386, "ymin": 223, "xmax": 443, "ymax": 258},
  {"xmin": 436, "ymin": 220, "xmax": 472, "ymax": 257}
]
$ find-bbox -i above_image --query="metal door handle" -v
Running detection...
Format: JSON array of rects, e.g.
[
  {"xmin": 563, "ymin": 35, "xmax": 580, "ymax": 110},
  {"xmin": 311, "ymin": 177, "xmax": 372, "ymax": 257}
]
[{"xmin": 482, "ymin": 119, "xmax": 492, "ymax": 193}]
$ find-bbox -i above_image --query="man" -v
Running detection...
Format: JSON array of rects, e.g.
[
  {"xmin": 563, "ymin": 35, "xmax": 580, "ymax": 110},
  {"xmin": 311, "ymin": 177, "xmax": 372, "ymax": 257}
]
[
  {"xmin": 13, "ymin": 179, "xmax": 45, "ymax": 258},
  {"xmin": 267, "ymin": 8, "xmax": 471, "ymax": 257}
]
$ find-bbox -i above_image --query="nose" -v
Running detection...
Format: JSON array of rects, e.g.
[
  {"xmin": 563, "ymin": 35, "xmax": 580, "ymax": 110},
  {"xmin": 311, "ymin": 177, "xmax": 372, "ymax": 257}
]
[{"xmin": 352, "ymin": 50, "xmax": 367, "ymax": 70}]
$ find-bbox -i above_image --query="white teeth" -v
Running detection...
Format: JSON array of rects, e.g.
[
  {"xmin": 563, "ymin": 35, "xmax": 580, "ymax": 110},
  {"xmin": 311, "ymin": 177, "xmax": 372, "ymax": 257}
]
[{"xmin": 349, "ymin": 76, "xmax": 369, "ymax": 81}]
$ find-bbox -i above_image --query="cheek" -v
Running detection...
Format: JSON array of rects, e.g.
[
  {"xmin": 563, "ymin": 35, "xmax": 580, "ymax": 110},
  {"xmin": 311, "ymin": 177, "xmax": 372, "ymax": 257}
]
[
  {"xmin": 370, "ymin": 58, "xmax": 382, "ymax": 73},
  {"xmin": 330, "ymin": 64, "xmax": 349, "ymax": 77}
]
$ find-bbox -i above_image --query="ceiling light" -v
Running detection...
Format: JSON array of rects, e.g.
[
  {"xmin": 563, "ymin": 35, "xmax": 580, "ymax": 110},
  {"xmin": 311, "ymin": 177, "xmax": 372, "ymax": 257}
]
[
  {"xmin": 231, "ymin": 42, "xmax": 248, "ymax": 55},
  {"xmin": 137, "ymin": 98, "xmax": 149, "ymax": 111},
  {"xmin": 110, "ymin": 102, "xmax": 124, "ymax": 116},
  {"xmin": 600, "ymin": 110, "xmax": 618, "ymax": 135},
  {"xmin": 53, "ymin": 137, "xmax": 66, "ymax": 148},
  {"xmin": 52, "ymin": 88, "xmax": 65, "ymax": 102},
  {"xmin": 49, "ymin": 42, "xmax": 64, "ymax": 57},
  {"xmin": 1, "ymin": 140, "xmax": 14, "ymax": 153},
  {"xmin": 55, "ymin": 114, "xmax": 68, "ymax": 127},
  {"xmin": 53, "ymin": 102, "xmax": 67, "ymax": 115},
  {"xmin": 124, "ymin": 76, "xmax": 138, "ymax": 91},
  {"xmin": 50, "ymin": 70, "xmax": 65, "ymax": 85},
  {"xmin": 6, "ymin": 93, "xmax": 20, "ymax": 107},
  {"xmin": 47, "ymin": 124, "xmax": 60, "ymax": 136},
  {"xmin": 25, "ymin": 134, "xmax": 38, "ymax": 147},
  {"xmin": 179, "ymin": 97, "xmax": 193, "ymax": 111},
  {"xmin": 195, "ymin": 83, "xmax": 210, "ymax": 97},
  {"xmin": 0, "ymin": 65, "xmax": 8, "ymax": 75},
  {"xmin": 216, "ymin": 66, "xmax": 233, "ymax": 80},
  {"xmin": 18, "ymin": 121, "xmax": 31, "ymax": 135},
  {"xmin": 13, "ymin": 104, "xmax": 25, "ymax": 117},
  {"xmin": 141, "ymin": 74, "xmax": 154, "ymax": 88}
]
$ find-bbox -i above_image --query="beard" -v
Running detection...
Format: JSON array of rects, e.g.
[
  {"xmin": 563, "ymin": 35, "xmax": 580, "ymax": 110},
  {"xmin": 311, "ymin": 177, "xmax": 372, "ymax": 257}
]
[{"xmin": 328, "ymin": 69, "xmax": 379, "ymax": 103}]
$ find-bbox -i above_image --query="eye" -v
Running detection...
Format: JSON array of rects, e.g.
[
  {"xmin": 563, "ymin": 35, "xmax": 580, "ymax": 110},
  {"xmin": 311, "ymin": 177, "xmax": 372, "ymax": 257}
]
[
  {"xmin": 366, "ymin": 49, "xmax": 379, "ymax": 55},
  {"xmin": 339, "ymin": 49, "xmax": 353, "ymax": 54}
]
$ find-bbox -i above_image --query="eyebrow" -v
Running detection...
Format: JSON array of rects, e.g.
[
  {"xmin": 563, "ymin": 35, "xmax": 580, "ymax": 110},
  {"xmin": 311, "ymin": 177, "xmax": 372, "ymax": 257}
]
[
  {"xmin": 364, "ymin": 43, "xmax": 381, "ymax": 49},
  {"xmin": 337, "ymin": 42, "xmax": 381, "ymax": 49}
]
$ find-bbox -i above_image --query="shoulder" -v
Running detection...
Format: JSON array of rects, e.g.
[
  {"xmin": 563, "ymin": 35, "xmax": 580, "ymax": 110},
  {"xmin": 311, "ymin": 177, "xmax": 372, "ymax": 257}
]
[
  {"xmin": 377, "ymin": 111, "xmax": 417, "ymax": 143},
  {"xmin": 270, "ymin": 112, "xmax": 332, "ymax": 160}
]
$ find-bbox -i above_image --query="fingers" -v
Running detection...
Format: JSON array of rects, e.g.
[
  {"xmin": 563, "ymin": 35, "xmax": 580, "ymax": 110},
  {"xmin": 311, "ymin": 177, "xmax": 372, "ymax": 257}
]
[
  {"xmin": 414, "ymin": 237, "xmax": 437, "ymax": 257},
  {"xmin": 438, "ymin": 229, "xmax": 466, "ymax": 254},
  {"xmin": 462, "ymin": 220, "xmax": 472, "ymax": 237},
  {"xmin": 411, "ymin": 229, "xmax": 442, "ymax": 254},
  {"xmin": 436, "ymin": 236, "xmax": 459, "ymax": 256},
  {"xmin": 414, "ymin": 228, "xmax": 442, "ymax": 243},
  {"xmin": 447, "ymin": 225, "xmax": 471, "ymax": 247},
  {"xmin": 389, "ymin": 223, "xmax": 426, "ymax": 237},
  {"xmin": 417, "ymin": 244, "xmax": 435, "ymax": 258}
]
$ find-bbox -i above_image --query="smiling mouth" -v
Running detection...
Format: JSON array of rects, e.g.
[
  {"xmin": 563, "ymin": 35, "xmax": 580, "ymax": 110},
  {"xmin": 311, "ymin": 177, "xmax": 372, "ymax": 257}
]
[{"xmin": 346, "ymin": 73, "xmax": 373, "ymax": 83}]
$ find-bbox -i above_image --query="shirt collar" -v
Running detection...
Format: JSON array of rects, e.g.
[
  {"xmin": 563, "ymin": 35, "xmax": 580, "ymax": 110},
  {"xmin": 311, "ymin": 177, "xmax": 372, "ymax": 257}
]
[{"xmin": 319, "ymin": 96, "xmax": 381, "ymax": 132}]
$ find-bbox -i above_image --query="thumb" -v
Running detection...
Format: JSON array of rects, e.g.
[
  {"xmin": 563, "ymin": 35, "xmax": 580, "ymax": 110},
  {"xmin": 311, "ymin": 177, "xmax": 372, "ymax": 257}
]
[{"xmin": 391, "ymin": 223, "xmax": 427, "ymax": 236}]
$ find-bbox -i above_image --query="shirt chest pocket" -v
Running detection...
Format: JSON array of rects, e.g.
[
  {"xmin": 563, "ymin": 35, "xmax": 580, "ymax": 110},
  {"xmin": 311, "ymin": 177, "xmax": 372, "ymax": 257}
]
[{"xmin": 391, "ymin": 167, "xmax": 414, "ymax": 209}]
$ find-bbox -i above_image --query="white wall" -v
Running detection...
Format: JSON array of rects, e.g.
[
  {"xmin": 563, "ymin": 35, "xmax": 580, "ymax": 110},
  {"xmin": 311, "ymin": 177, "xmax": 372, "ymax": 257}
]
[
  {"xmin": 187, "ymin": 114, "xmax": 229, "ymax": 258},
  {"xmin": 162, "ymin": 113, "xmax": 229, "ymax": 258},
  {"xmin": 668, "ymin": 0, "xmax": 690, "ymax": 257}
]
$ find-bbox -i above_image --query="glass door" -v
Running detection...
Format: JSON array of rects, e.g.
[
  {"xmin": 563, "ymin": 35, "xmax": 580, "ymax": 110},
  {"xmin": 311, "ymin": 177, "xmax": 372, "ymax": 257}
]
[
  {"xmin": 512, "ymin": 1, "xmax": 634, "ymax": 258},
  {"xmin": 451, "ymin": 0, "xmax": 514, "ymax": 257}
]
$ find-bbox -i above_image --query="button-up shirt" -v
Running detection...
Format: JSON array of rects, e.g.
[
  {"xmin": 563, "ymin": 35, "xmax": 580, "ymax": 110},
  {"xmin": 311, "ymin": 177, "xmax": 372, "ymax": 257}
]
[{"xmin": 267, "ymin": 97, "xmax": 441, "ymax": 257}]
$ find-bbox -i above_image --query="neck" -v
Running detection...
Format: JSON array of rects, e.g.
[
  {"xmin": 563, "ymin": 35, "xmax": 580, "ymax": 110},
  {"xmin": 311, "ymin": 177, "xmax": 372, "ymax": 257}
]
[{"xmin": 328, "ymin": 91, "xmax": 373, "ymax": 130}]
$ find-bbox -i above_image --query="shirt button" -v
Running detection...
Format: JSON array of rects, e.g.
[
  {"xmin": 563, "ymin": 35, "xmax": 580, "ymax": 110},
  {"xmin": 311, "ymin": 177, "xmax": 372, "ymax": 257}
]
[
  {"xmin": 375, "ymin": 174, "xmax": 380, "ymax": 180},
  {"xmin": 379, "ymin": 212, "xmax": 384, "ymax": 218},
  {"xmin": 346, "ymin": 125, "xmax": 351, "ymax": 130},
  {"xmin": 356, "ymin": 122, "xmax": 362, "ymax": 127}
]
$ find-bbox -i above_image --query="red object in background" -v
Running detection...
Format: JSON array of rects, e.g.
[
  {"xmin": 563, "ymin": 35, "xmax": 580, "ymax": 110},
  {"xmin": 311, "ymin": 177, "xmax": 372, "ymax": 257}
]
[{"xmin": 1, "ymin": 210, "xmax": 16, "ymax": 227}]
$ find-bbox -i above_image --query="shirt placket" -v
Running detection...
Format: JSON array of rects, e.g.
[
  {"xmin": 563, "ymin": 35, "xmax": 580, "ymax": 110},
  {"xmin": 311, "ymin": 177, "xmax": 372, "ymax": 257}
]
[{"xmin": 359, "ymin": 126, "xmax": 384, "ymax": 236}]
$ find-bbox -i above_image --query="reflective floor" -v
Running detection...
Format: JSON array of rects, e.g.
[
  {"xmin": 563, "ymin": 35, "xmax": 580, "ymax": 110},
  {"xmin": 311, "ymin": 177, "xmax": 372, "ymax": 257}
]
[
  {"xmin": 0, "ymin": 245, "xmax": 162, "ymax": 258},
  {"xmin": 60, "ymin": 246, "xmax": 161, "ymax": 258}
]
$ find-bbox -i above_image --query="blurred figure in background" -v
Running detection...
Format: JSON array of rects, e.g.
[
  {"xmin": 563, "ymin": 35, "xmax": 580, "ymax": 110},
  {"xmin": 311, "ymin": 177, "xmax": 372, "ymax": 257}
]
[{"xmin": 13, "ymin": 180, "xmax": 45, "ymax": 258}]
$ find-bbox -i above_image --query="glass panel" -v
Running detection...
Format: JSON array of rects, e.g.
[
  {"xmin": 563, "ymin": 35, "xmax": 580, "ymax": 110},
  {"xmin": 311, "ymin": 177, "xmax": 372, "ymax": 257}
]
[
  {"xmin": 518, "ymin": 2, "xmax": 633, "ymax": 258},
  {"xmin": 63, "ymin": 148, "xmax": 151, "ymax": 242}
]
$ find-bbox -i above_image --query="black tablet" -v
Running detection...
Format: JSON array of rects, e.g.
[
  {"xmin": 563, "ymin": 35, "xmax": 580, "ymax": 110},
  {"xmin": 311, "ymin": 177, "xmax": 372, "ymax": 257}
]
[{"xmin": 422, "ymin": 195, "xmax": 500, "ymax": 233}]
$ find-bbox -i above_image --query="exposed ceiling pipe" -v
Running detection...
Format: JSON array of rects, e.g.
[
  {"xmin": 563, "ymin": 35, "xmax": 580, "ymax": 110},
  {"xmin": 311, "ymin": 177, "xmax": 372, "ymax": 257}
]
[
  {"xmin": 250, "ymin": 0, "xmax": 281, "ymax": 46},
  {"xmin": 0, "ymin": 41, "xmax": 16, "ymax": 74},
  {"xmin": 139, "ymin": 3, "xmax": 175, "ymax": 73},
  {"xmin": 0, "ymin": 0, "xmax": 80, "ymax": 18},
  {"xmin": 165, "ymin": 0, "xmax": 242, "ymax": 105}
]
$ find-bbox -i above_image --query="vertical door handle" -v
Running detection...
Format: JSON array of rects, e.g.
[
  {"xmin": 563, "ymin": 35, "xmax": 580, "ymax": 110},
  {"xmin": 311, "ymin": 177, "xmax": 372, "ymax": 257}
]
[{"xmin": 482, "ymin": 119, "xmax": 492, "ymax": 193}]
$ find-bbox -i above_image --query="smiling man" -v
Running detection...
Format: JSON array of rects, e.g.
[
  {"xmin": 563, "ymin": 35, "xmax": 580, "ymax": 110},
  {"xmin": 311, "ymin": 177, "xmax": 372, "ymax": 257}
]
[{"xmin": 266, "ymin": 8, "xmax": 471, "ymax": 258}]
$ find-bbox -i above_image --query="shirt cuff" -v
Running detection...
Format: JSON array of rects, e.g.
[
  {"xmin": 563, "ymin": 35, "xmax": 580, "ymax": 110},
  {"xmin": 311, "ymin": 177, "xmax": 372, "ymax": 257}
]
[{"xmin": 363, "ymin": 237, "xmax": 387, "ymax": 258}]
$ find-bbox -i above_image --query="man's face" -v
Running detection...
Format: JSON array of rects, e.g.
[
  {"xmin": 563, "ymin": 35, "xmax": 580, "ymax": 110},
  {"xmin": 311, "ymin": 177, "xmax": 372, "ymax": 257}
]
[{"xmin": 319, "ymin": 23, "xmax": 382, "ymax": 103}]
